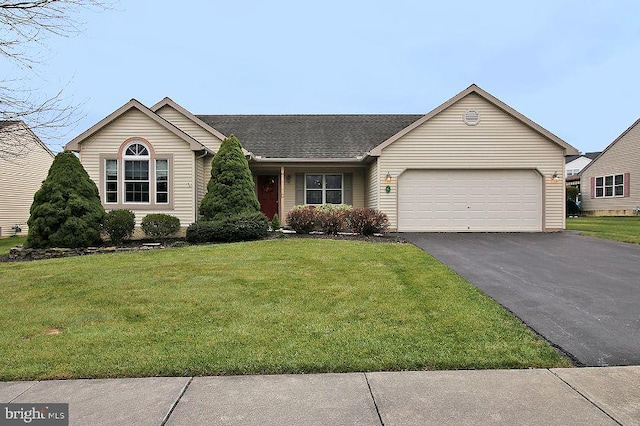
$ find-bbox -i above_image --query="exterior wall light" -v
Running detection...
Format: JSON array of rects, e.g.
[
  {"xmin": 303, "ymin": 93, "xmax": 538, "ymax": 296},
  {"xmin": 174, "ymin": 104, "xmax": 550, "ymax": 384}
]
[
  {"xmin": 551, "ymin": 171, "xmax": 560, "ymax": 182},
  {"xmin": 385, "ymin": 172, "xmax": 392, "ymax": 193}
]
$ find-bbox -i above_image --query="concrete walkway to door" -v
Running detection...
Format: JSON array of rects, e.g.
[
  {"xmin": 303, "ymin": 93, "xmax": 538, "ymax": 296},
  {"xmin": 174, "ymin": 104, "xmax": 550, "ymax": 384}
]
[{"xmin": 403, "ymin": 232, "xmax": 640, "ymax": 367}]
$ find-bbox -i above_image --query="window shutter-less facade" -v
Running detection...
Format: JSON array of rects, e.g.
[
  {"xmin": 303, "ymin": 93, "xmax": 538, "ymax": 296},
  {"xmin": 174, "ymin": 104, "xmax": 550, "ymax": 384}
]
[
  {"xmin": 624, "ymin": 172, "xmax": 630, "ymax": 197},
  {"xmin": 590, "ymin": 177, "xmax": 595, "ymax": 199},
  {"xmin": 343, "ymin": 173, "xmax": 353, "ymax": 205},
  {"xmin": 295, "ymin": 173, "xmax": 304, "ymax": 205}
]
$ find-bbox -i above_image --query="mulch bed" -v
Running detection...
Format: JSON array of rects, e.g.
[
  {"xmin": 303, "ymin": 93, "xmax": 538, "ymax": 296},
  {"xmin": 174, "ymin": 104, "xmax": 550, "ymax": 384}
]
[{"xmin": 1, "ymin": 232, "xmax": 407, "ymax": 263}]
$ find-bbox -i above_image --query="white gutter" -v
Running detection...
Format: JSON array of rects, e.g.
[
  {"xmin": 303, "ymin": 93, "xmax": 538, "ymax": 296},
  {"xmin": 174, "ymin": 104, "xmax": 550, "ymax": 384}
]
[{"xmin": 250, "ymin": 157, "xmax": 364, "ymax": 163}]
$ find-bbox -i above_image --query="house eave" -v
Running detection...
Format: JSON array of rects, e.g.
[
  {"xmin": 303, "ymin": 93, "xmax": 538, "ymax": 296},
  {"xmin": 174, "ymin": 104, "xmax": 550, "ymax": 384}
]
[{"xmin": 250, "ymin": 157, "xmax": 365, "ymax": 163}]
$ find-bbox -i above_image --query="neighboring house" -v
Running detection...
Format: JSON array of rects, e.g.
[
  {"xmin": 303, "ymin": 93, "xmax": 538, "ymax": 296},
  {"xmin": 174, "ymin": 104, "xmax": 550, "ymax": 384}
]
[
  {"xmin": 565, "ymin": 152, "xmax": 600, "ymax": 177},
  {"xmin": 64, "ymin": 84, "xmax": 577, "ymax": 233},
  {"xmin": 0, "ymin": 121, "xmax": 54, "ymax": 237},
  {"xmin": 565, "ymin": 152, "xmax": 600, "ymax": 190},
  {"xmin": 580, "ymin": 118, "xmax": 640, "ymax": 216}
]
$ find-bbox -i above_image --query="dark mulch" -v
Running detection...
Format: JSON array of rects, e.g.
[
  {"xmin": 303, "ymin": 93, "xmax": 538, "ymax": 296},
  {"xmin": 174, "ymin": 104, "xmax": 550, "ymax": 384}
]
[{"xmin": 1, "ymin": 232, "xmax": 407, "ymax": 263}]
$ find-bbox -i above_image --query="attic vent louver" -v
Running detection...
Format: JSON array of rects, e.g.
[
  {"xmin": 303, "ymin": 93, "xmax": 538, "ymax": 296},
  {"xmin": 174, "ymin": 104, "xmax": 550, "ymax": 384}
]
[{"xmin": 463, "ymin": 110, "xmax": 480, "ymax": 126}]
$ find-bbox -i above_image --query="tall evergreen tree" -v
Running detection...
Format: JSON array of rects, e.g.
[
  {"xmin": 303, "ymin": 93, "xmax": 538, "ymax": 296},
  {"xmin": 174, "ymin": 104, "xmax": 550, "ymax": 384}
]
[
  {"xmin": 200, "ymin": 135, "xmax": 260, "ymax": 221},
  {"xmin": 27, "ymin": 151, "xmax": 105, "ymax": 248}
]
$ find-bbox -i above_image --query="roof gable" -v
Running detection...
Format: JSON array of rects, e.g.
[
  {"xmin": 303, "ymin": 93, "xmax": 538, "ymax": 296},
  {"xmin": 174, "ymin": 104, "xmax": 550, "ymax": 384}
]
[
  {"xmin": 0, "ymin": 120, "xmax": 54, "ymax": 158},
  {"xmin": 580, "ymin": 117, "xmax": 640, "ymax": 174},
  {"xmin": 151, "ymin": 97, "xmax": 228, "ymax": 142},
  {"xmin": 64, "ymin": 99, "xmax": 210, "ymax": 152},
  {"xmin": 369, "ymin": 84, "xmax": 578, "ymax": 156}
]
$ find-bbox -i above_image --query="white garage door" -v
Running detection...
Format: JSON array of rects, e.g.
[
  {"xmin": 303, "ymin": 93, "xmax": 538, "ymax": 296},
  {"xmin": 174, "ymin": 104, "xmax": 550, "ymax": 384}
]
[{"xmin": 398, "ymin": 169, "xmax": 542, "ymax": 232}]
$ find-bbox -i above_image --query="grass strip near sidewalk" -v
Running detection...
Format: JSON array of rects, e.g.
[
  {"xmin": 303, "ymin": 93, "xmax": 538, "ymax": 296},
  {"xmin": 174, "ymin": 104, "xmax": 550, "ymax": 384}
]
[
  {"xmin": 0, "ymin": 239, "xmax": 570, "ymax": 380},
  {"xmin": 567, "ymin": 216, "xmax": 640, "ymax": 244}
]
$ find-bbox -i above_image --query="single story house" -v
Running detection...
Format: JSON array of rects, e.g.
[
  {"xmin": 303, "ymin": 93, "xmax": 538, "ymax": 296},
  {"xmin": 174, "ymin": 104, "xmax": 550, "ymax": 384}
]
[
  {"xmin": 64, "ymin": 84, "xmax": 577, "ymax": 232},
  {"xmin": 580, "ymin": 118, "xmax": 640, "ymax": 216},
  {"xmin": 0, "ymin": 121, "xmax": 54, "ymax": 237}
]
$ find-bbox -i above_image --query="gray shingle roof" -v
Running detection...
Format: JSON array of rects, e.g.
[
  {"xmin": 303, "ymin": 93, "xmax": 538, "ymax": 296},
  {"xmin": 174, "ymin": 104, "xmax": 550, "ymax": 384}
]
[
  {"xmin": 565, "ymin": 151, "xmax": 601, "ymax": 163},
  {"xmin": 196, "ymin": 115, "xmax": 423, "ymax": 159}
]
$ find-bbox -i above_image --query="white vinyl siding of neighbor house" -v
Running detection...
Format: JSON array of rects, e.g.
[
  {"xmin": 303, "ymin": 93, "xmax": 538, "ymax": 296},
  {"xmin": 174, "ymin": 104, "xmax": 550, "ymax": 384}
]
[
  {"xmin": 78, "ymin": 108, "xmax": 196, "ymax": 226},
  {"xmin": 565, "ymin": 156, "xmax": 592, "ymax": 176},
  {"xmin": 365, "ymin": 159, "xmax": 379, "ymax": 209},
  {"xmin": 0, "ymin": 125, "xmax": 53, "ymax": 237},
  {"xmin": 581, "ymin": 121, "xmax": 640, "ymax": 215},
  {"xmin": 377, "ymin": 93, "xmax": 566, "ymax": 231},
  {"xmin": 155, "ymin": 105, "xmax": 223, "ymax": 152}
]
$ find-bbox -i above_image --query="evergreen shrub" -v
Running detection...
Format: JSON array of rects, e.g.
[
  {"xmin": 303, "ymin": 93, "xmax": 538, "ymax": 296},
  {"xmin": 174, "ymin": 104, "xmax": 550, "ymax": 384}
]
[
  {"xmin": 103, "ymin": 209, "xmax": 135, "ymax": 245},
  {"xmin": 141, "ymin": 213, "xmax": 181, "ymax": 238},
  {"xmin": 27, "ymin": 151, "xmax": 105, "ymax": 248}
]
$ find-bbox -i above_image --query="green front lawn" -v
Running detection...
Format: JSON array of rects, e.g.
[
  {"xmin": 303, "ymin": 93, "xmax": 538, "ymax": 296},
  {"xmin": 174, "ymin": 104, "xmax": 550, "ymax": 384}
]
[
  {"xmin": 0, "ymin": 235, "xmax": 26, "ymax": 255},
  {"xmin": 567, "ymin": 216, "xmax": 640, "ymax": 244},
  {"xmin": 0, "ymin": 239, "xmax": 570, "ymax": 380}
]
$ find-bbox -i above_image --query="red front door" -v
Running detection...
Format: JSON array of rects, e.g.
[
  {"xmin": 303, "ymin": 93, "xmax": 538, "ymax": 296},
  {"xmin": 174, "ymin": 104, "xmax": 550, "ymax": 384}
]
[{"xmin": 257, "ymin": 175, "xmax": 279, "ymax": 220}]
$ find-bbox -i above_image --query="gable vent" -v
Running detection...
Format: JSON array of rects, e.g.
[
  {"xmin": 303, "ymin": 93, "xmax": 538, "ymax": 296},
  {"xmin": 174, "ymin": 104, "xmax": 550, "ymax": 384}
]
[{"xmin": 463, "ymin": 110, "xmax": 480, "ymax": 126}]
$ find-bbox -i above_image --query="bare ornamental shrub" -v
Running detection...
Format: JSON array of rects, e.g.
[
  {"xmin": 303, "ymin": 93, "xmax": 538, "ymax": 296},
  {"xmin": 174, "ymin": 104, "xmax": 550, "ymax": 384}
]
[{"xmin": 348, "ymin": 208, "xmax": 389, "ymax": 236}]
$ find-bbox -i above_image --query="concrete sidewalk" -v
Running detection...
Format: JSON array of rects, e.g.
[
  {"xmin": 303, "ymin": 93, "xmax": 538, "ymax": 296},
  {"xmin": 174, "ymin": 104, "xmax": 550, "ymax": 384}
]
[{"xmin": 1, "ymin": 367, "xmax": 638, "ymax": 425}]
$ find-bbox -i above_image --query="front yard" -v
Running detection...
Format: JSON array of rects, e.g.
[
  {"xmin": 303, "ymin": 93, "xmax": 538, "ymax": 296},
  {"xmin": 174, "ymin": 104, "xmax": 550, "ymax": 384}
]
[
  {"xmin": 0, "ymin": 235, "xmax": 25, "ymax": 255},
  {"xmin": 0, "ymin": 239, "xmax": 570, "ymax": 380},
  {"xmin": 567, "ymin": 216, "xmax": 640, "ymax": 244}
]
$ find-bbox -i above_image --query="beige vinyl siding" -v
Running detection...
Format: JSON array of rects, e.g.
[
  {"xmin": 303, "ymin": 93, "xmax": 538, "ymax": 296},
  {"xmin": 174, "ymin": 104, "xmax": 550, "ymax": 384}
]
[
  {"xmin": 78, "ymin": 108, "xmax": 196, "ymax": 226},
  {"xmin": 156, "ymin": 105, "xmax": 224, "ymax": 152},
  {"xmin": 581, "ymin": 122, "xmax": 640, "ymax": 215},
  {"xmin": 378, "ymin": 93, "xmax": 566, "ymax": 231},
  {"xmin": 197, "ymin": 154, "xmax": 214, "ymax": 217},
  {"xmin": 0, "ymin": 125, "xmax": 53, "ymax": 237},
  {"xmin": 365, "ymin": 159, "xmax": 379, "ymax": 209},
  {"xmin": 280, "ymin": 167, "xmax": 366, "ymax": 218}
]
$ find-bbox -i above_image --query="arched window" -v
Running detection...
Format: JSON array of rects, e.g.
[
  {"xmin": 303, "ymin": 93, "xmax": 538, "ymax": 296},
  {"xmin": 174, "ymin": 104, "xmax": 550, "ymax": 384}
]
[
  {"xmin": 124, "ymin": 142, "xmax": 150, "ymax": 202},
  {"xmin": 102, "ymin": 138, "xmax": 171, "ymax": 207}
]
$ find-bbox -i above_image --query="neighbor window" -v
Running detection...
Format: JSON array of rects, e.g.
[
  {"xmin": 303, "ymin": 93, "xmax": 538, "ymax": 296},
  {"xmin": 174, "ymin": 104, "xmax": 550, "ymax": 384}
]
[
  {"xmin": 305, "ymin": 174, "xmax": 343, "ymax": 204},
  {"xmin": 566, "ymin": 169, "xmax": 580, "ymax": 176},
  {"xmin": 595, "ymin": 174, "xmax": 624, "ymax": 198}
]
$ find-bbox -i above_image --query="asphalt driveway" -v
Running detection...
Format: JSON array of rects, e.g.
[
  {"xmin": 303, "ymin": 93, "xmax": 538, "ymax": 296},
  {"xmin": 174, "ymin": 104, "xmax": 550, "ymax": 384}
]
[{"xmin": 404, "ymin": 232, "xmax": 640, "ymax": 367}]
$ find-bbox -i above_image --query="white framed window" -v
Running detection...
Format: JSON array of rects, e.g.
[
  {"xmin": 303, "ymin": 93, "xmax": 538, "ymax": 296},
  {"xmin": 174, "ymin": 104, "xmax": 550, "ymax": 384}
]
[
  {"xmin": 156, "ymin": 159, "xmax": 169, "ymax": 204},
  {"xmin": 595, "ymin": 174, "xmax": 624, "ymax": 198},
  {"xmin": 105, "ymin": 159, "xmax": 118, "ymax": 203},
  {"xmin": 124, "ymin": 143, "xmax": 150, "ymax": 203},
  {"xmin": 305, "ymin": 174, "xmax": 343, "ymax": 205},
  {"xmin": 566, "ymin": 169, "xmax": 580, "ymax": 176}
]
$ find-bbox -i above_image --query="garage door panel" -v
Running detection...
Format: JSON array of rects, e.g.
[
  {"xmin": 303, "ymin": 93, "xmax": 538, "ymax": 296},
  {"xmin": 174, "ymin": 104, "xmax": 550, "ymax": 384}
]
[{"xmin": 398, "ymin": 170, "xmax": 542, "ymax": 232}]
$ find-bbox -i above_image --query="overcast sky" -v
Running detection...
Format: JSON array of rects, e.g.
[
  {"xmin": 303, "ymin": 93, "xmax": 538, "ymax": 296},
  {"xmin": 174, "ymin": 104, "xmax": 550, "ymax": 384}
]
[{"xmin": 10, "ymin": 0, "xmax": 640, "ymax": 154}]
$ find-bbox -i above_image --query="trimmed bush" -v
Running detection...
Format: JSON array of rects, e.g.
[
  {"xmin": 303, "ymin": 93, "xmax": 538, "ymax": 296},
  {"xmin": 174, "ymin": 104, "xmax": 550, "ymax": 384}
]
[
  {"xmin": 286, "ymin": 206, "xmax": 317, "ymax": 234},
  {"xmin": 200, "ymin": 135, "xmax": 261, "ymax": 221},
  {"xmin": 103, "ymin": 209, "xmax": 135, "ymax": 245},
  {"xmin": 27, "ymin": 151, "xmax": 105, "ymax": 248},
  {"xmin": 271, "ymin": 213, "xmax": 281, "ymax": 230},
  {"xmin": 566, "ymin": 186, "xmax": 579, "ymax": 203},
  {"xmin": 316, "ymin": 204, "xmax": 351, "ymax": 235},
  {"xmin": 141, "ymin": 213, "xmax": 181, "ymax": 238},
  {"xmin": 349, "ymin": 208, "xmax": 389, "ymax": 236},
  {"xmin": 186, "ymin": 212, "xmax": 269, "ymax": 243}
]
